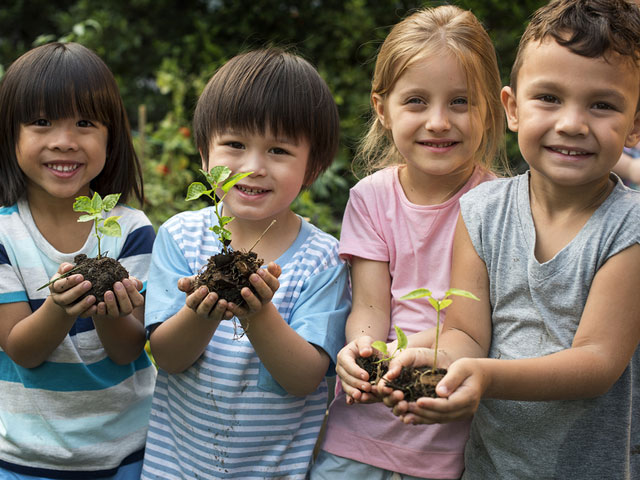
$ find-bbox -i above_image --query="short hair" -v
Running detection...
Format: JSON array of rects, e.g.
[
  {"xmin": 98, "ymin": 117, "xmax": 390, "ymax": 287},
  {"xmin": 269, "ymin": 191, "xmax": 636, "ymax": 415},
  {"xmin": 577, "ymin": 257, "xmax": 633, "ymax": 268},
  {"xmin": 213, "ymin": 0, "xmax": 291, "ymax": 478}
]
[
  {"xmin": 356, "ymin": 5, "xmax": 506, "ymax": 176},
  {"xmin": 510, "ymin": 0, "xmax": 640, "ymax": 91},
  {"xmin": 0, "ymin": 42, "xmax": 143, "ymax": 206},
  {"xmin": 193, "ymin": 48, "xmax": 340, "ymax": 186}
]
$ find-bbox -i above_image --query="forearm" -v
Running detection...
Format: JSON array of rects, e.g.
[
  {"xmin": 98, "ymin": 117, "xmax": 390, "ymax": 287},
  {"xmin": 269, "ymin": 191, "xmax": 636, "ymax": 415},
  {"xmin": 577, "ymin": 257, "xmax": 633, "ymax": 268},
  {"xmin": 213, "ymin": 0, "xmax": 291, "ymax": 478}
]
[
  {"xmin": 93, "ymin": 308, "xmax": 147, "ymax": 365},
  {"xmin": 4, "ymin": 298, "xmax": 76, "ymax": 368},
  {"xmin": 149, "ymin": 305, "xmax": 222, "ymax": 373},
  {"xmin": 245, "ymin": 302, "xmax": 330, "ymax": 396},
  {"xmin": 473, "ymin": 345, "xmax": 627, "ymax": 401},
  {"xmin": 345, "ymin": 305, "xmax": 390, "ymax": 344}
]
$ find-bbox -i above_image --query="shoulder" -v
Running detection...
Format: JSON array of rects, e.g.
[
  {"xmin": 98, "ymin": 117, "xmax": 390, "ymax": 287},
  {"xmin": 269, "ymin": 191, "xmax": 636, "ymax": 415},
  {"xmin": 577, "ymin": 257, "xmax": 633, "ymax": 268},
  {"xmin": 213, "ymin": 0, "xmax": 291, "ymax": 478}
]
[
  {"xmin": 350, "ymin": 167, "xmax": 397, "ymax": 197},
  {"xmin": 460, "ymin": 174, "xmax": 521, "ymax": 213},
  {"xmin": 158, "ymin": 206, "xmax": 215, "ymax": 237},
  {"xmin": 292, "ymin": 219, "xmax": 343, "ymax": 272},
  {"xmin": 113, "ymin": 204, "xmax": 152, "ymax": 229}
]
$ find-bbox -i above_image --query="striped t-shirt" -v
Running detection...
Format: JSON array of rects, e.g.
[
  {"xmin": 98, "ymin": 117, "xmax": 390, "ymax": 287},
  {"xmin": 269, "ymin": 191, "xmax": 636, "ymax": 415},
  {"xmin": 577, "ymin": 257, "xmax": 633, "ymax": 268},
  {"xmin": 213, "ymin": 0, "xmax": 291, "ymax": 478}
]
[
  {"xmin": 0, "ymin": 197, "xmax": 157, "ymax": 478},
  {"xmin": 141, "ymin": 207, "xmax": 350, "ymax": 479}
]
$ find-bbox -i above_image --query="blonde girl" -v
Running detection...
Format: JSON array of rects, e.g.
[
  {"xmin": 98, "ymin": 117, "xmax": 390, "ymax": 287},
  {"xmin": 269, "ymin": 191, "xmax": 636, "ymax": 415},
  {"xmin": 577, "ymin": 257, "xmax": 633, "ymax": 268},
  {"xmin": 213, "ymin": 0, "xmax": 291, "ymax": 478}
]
[{"xmin": 311, "ymin": 5, "xmax": 506, "ymax": 480}]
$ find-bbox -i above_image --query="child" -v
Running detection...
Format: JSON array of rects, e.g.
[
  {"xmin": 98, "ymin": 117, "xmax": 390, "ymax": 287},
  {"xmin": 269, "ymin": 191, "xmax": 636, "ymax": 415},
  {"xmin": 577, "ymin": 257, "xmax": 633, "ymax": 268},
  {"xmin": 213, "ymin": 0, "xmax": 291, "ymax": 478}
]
[
  {"xmin": 310, "ymin": 6, "xmax": 507, "ymax": 480},
  {"xmin": 140, "ymin": 48, "xmax": 350, "ymax": 479},
  {"xmin": 383, "ymin": 0, "xmax": 640, "ymax": 478},
  {"xmin": 0, "ymin": 43, "xmax": 156, "ymax": 478}
]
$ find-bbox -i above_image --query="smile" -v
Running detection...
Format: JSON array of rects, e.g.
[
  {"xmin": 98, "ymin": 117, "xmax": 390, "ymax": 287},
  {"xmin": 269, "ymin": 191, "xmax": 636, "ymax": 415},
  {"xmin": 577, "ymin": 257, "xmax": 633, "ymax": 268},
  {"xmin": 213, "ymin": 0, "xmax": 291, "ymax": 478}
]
[
  {"xmin": 236, "ymin": 185, "xmax": 269, "ymax": 195},
  {"xmin": 46, "ymin": 163, "xmax": 80, "ymax": 172},
  {"xmin": 420, "ymin": 141, "xmax": 457, "ymax": 147},
  {"xmin": 548, "ymin": 147, "xmax": 588, "ymax": 156}
]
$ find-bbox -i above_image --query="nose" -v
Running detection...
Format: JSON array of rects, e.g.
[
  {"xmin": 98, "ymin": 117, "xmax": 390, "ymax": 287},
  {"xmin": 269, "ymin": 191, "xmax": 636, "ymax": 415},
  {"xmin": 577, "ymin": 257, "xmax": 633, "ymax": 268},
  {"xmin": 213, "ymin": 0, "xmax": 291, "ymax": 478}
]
[
  {"xmin": 48, "ymin": 125, "xmax": 79, "ymax": 152},
  {"xmin": 424, "ymin": 105, "xmax": 450, "ymax": 133},
  {"xmin": 555, "ymin": 105, "xmax": 589, "ymax": 137},
  {"xmin": 242, "ymin": 150, "xmax": 267, "ymax": 177}
]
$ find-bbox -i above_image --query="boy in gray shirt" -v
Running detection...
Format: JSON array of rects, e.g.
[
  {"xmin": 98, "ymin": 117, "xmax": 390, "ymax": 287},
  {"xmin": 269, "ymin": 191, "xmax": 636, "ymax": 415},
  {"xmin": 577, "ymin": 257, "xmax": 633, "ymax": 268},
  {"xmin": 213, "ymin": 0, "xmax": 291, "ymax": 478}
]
[{"xmin": 383, "ymin": 1, "xmax": 640, "ymax": 478}]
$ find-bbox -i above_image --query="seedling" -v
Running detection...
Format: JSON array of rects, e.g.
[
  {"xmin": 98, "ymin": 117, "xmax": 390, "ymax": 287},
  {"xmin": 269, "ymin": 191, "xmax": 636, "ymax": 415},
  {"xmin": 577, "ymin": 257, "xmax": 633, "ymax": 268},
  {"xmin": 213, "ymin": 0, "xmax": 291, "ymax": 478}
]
[
  {"xmin": 400, "ymin": 288, "xmax": 479, "ymax": 373},
  {"xmin": 371, "ymin": 325, "xmax": 408, "ymax": 363},
  {"xmin": 74, "ymin": 192, "xmax": 122, "ymax": 259},
  {"xmin": 185, "ymin": 166, "xmax": 252, "ymax": 253},
  {"xmin": 37, "ymin": 192, "xmax": 123, "ymax": 291}
]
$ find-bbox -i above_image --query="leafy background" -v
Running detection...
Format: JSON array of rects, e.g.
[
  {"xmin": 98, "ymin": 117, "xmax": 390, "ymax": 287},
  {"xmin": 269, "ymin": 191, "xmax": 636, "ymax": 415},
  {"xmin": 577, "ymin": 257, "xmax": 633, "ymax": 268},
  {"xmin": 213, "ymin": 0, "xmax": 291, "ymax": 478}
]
[{"xmin": 0, "ymin": 0, "xmax": 546, "ymax": 236}]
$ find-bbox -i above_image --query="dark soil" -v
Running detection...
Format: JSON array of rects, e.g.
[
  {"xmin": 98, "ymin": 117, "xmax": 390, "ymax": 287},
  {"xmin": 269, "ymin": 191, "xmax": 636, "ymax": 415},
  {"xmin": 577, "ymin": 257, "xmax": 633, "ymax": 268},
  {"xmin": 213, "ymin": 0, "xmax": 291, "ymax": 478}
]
[
  {"xmin": 194, "ymin": 250, "xmax": 263, "ymax": 307},
  {"xmin": 384, "ymin": 366, "xmax": 447, "ymax": 401},
  {"xmin": 356, "ymin": 355, "xmax": 389, "ymax": 385},
  {"xmin": 73, "ymin": 254, "xmax": 129, "ymax": 303}
]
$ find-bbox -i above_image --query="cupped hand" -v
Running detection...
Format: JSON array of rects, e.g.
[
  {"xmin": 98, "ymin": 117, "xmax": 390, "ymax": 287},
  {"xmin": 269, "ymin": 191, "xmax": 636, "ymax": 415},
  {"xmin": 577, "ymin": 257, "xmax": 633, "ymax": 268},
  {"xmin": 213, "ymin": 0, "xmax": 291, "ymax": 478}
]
[
  {"xmin": 228, "ymin": 262, "xmax": 281, "ymax": 320},
  {"xmin": 49, "ymin": 262, "xmax": 97, "ymax": 317},
  {"xmin": 93, "ymin": 277, "xmax": 145, "ymax": 321},
  {"xmin": 336, "ymin": 336, "xmax": 382, "ymax": 404}
]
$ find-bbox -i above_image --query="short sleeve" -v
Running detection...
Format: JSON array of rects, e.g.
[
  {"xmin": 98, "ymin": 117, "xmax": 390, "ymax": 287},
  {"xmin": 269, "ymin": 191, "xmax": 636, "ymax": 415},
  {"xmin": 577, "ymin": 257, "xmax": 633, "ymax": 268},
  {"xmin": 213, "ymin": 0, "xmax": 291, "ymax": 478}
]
[
  {"xmin": 144, "ymin": 224, "xmax": 193, "ymax": 329},
  {"xmin": 0, "ymin": 243, "xmax": 28, "ymax": 304},
  {"xmin": 339, "ymin": 185, "xmax": 389, "ymax": 263}
]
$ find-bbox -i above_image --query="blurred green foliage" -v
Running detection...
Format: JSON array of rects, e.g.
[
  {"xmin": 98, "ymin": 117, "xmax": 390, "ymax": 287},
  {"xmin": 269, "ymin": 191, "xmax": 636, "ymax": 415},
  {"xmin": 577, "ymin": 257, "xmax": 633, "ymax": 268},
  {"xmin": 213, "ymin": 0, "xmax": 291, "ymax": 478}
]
[{"xmin": 0, "ymin": 0, "xmax": 544, "ymax": 234}]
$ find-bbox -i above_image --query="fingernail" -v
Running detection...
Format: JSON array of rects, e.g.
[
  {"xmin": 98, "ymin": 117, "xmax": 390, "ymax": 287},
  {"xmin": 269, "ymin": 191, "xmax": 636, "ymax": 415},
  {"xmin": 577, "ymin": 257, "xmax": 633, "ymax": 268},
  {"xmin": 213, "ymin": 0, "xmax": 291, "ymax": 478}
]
[
  {"xmin": 115, "ymin": 283, "xmax": 124, "ymax": 291},
  {"xmin": 257, "ymin": 269, "xmax": 266, "ymax": 277}
]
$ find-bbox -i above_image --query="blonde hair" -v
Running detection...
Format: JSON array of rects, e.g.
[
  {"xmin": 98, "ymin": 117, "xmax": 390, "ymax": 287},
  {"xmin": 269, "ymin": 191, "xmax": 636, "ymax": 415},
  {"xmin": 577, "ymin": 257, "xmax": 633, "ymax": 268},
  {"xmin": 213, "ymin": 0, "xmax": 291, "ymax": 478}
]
[{"xmin": 355, "ymin": 5, "xmax": 507, "ymax": 176}]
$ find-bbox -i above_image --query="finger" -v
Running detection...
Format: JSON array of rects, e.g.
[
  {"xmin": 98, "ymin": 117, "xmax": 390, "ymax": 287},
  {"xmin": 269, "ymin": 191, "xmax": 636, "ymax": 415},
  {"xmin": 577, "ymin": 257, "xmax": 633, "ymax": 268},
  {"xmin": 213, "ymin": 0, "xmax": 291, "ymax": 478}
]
[
  {"xmin": 257, "ymin": 267, "xmax": 280, "ymax": 292},
  {"xmin": 122, "ymin": 278, "xmax": 145, "ymax": 309},
  {"xmin": 66, "ymin": 294, "xmax": 98, "ymax": 317},
  {"xmin": 58, "ymin": 262, "xmax": 75, "ymax": 274},
  {"xmin": 102, "ymin": 290, "xmax": 121, "ymax": 318},
  {"xmin": 178, "ymin": 276, "xmax": 196, "ymax": 294},
  {"xmin": 266, "ymin": 262, "xmax": 282, "ymax": 279},
  {"xmin": 248, "ymin": 273, "xmax": 275, "ymax": 303},
  {"xmin": 195, "ymin": 291, "xmax": 221, "ymax": 318},
  {"xmin": 112, "ymin": 282, "xmax": 133, "ymax": 315},
  {"xmin": 186, "ymin": 286, "xmax": 209, "ymax": 312},
  {"xmin": 51, "ymin": 274, "xmax": 84, "ymax": 294},
  {"xmin": 239, "ymin": 286, "xmax": 263, "ymax": 311},
  {"xmin": 94, "ymin": 301, "xmax": 108, "ymax": 318},
  {"xmin": 53, "ymin": 280, "xmax": 92, "ymax": 306}
]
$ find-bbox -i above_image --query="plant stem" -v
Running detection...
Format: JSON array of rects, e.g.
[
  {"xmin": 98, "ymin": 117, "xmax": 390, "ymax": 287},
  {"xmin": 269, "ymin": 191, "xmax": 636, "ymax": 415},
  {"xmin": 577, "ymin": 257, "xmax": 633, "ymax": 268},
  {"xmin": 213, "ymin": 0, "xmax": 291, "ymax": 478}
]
[
  {"xmin": 248, "ymin": 220, "xmax": 276, "ymax": 253},
  {"xmin": 433, "ymin": 309, "xmax": 440, "ymax": 373}
]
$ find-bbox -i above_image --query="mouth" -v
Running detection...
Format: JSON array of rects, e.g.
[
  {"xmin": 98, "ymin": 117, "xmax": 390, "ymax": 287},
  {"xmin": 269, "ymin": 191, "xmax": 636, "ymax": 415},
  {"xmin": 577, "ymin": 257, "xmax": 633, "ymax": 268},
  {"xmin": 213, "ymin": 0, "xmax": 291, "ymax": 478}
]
[
  {"xmin": 418, "ymin": 140, "xmax": 458, "ymax": 148},
  {"xmin": 235, "ymin": 185, "xmax": 270, "ymax": 195},
  {"xmin": 546, "ymin": 146, "xmax": 591, "ymax": 156},
  {"xmin": 45, "ymin": 162, "xmax": 81, "ymax": 173}
]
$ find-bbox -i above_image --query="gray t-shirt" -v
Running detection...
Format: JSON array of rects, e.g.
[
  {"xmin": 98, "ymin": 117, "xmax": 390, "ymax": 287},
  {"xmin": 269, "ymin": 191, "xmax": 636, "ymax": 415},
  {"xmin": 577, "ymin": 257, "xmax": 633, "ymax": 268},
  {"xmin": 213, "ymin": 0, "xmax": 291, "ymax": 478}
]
[{"xmin": 459, "ymin": 172, "xmax": 640, "ymax": 480}]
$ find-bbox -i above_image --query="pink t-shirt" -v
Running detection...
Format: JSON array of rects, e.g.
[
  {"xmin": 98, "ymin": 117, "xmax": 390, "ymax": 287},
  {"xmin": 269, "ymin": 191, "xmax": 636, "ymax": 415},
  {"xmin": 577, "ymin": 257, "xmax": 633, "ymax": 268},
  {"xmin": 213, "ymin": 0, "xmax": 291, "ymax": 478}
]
[{"xmin": 321, "ymin": 165, "xmax": 495, "ymax": 479}]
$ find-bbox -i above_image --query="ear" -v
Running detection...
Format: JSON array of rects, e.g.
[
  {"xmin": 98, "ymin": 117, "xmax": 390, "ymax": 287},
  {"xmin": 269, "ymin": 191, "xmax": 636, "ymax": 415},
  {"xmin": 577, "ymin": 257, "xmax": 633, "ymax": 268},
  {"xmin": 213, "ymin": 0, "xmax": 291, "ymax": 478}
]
[
  {"xmin": 624, "ymin": 109, "xmax": 640, "ymax": 148},
  {"xmin": 501, "ymin": 86, "xmax": 519, "ymax": 133},
  {"xmin": 372, "ymin": 93, "xmax": 388, "ymax": 129}
]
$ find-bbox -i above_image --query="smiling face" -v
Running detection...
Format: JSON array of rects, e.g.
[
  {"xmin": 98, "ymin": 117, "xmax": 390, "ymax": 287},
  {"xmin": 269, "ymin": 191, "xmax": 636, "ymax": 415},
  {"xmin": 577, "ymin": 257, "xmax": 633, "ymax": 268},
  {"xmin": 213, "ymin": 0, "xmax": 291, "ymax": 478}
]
[
  {"xmin": 373, "ymin": 50, "xmax": 483, "ymax": 184},
  {"xmin": 502, "ymin": 38, "xmax": 640, "ymax": 188},
  {"xmin": 16, "ymin": 115, "xmax": 108, "ymax": 203},
  {"xmin": 204, "ymin": 129, "xmax": 309, "ymax": 225}
]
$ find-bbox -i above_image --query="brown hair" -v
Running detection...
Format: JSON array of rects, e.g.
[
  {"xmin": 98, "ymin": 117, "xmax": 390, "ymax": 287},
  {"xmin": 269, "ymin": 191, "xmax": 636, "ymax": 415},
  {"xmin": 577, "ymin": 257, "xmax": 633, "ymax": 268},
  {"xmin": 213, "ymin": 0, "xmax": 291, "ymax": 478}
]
[
  {"xmin": 193, "ymin": 48, "xmax": 340, "ymax": 186},
  {"xmin": 356, "ymin": 5, "xmax": 506, "ymax": 176},
  {"xmin": 510, "ymin": 0, "xmax": 640, "ymax": 92},
  {"xmin": 0, "ymin": 42, "xmax": 143, "ymax": 206}
]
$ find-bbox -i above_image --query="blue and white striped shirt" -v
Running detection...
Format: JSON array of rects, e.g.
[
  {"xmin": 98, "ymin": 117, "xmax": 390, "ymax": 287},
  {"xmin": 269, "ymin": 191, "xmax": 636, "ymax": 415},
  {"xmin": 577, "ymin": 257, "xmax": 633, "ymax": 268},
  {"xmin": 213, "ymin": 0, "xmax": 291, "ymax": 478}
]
[
  {"xmin": 0, "ymin": 197, "xmax": 156, "ymax": 478},
  {"xmin": 142, "ymin": 207, "xmax": 350, "ymax": 479}
]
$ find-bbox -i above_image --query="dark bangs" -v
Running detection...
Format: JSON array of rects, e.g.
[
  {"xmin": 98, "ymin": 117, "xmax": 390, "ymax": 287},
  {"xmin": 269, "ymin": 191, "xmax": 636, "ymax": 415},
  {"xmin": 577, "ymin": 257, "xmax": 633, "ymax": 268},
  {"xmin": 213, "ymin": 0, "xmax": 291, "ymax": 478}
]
[{"xmin": 194, "ymin": 49, "xmax": 339, "ymax": 185}]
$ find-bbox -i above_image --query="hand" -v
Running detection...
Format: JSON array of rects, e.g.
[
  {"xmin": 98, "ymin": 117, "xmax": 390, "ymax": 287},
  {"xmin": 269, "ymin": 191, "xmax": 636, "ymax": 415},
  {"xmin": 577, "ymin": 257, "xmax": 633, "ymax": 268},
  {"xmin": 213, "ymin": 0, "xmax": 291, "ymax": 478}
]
[
  {"xmin": 93, "ymin": 277, "xmax": 145, "ymax": 321},
  {"xmin": 178, "ymin": 276, "xmax": 234, "ymax": 321},
  {"xmin": 382, "ymin": 353, "xmax": 484, "ymax": 425},
  {"xmin": 228, "ymin": 262, "xmax": 281, "ymax": 321},
  {"xmin": 183, "ymin": 283, "xmax": 230, "ymax": 322},
  {"xmin": 336, "ymin": 336, "xmax": 381, "ymax": 404},
  {"xmin": 49, "ymin": 263, "xmax": 97, "ymax": 317}
]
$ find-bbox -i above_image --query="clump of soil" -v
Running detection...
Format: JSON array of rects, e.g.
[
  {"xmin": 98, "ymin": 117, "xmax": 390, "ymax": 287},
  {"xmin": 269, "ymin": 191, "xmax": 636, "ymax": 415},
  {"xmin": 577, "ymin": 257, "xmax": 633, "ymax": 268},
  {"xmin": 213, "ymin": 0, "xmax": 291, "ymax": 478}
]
[
  {"xmin": 356, "ymin": 355, "xmax": 389, "ymax": 385},
  {"xmin": 194, "ymin": 250, "xmax": 263, "ymax": 307},
  {"xmin": 73, "ymin": 254, "xmax": 129, "ymax": 303},
  {"xmin": 384, "ymin": 366, "xmax": 447, "ymax": 401}
]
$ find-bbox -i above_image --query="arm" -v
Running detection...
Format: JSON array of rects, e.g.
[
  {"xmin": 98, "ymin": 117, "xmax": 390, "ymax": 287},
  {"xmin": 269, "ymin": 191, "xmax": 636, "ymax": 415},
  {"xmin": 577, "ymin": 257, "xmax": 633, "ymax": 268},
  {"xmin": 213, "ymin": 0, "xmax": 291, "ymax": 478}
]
[
  {"xmin": 0, "ymin": 264, "xmax": 98, "ymax": 368},
  {"xmin": 229, "ymin": 263, "xmax": 331, "ymax": 397},
  {"xmin": 91, "ymin": 277, "xmax": 147, "ymax": 365},
  {"xmin": 335, "ymin": 256, "xmax": 391, "ymax": 403},
  {"xmin": 612, "ymin": 150, "xmax": 640, "ymax": 185}
]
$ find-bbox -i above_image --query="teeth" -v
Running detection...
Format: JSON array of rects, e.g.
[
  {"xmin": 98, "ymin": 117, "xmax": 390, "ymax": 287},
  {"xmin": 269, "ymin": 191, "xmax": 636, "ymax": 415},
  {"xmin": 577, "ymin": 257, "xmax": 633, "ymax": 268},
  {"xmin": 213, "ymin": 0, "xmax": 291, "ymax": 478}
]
[
  {"xmin": 423, "ymin": 141, "xmax": 455, "ymax": 147},
  {"xmin": 554, "ymin": 148, "xmax": 583, "ymax": 156},
  {"xmin": 237, "ymin": 185, "xmax": 267, "ymax": 195},
  {"xmin": 47, "ymin": 164, "xmax": 79, "ymax": 172}
]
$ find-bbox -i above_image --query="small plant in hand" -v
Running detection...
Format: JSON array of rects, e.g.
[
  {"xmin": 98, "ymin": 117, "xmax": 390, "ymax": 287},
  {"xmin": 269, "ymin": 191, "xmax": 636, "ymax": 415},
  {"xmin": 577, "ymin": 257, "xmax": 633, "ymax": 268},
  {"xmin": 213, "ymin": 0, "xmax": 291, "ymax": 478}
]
[
  {"xmin": 356, "ymin": 326, "xmax": 408, "ymax": 386},
  {"xmin": 39, "ymin": 193, "xmax": 129, "ymax": 303},
  {"xmin": 384, "ymin": 288, "xmax": 479, "ymax": 400},
  {"xmin": 186, "ymin": 166, "xmax": 271, "ymax": 307}
]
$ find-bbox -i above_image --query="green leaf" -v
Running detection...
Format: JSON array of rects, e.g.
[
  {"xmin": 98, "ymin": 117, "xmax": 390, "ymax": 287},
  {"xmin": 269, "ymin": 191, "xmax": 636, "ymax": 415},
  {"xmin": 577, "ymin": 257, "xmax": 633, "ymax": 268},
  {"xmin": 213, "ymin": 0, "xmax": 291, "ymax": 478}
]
[
  {"xmin": 428, "ymin": 297, "xmax": 440, "ymax": 311},
  {"xmin": 207, "ymin": 165, "xmax": 231, "ymax": 185},
  {"xmin": 399, "ymin": 288, "xmax": 432, "ymax": 300},
  {"xmin": 220, "ymin": 229, "xmax": 232, "ymax": 241},
  {"xmin": 91, "ymin": 192, "xmax": 103, "ymax": 212},
  {"xmin": 186, "ymin": 182, "xmax": 209, "ymax": 201},
  {"xmin": 371, "ymin": 341, "xmax": 388, "ymax": 356},
  {"xmin": 394, "ymin": 325, "xmax": 408, "ymax": 351},
  {"xmin": 73, "ymin": 196, "xmax": 93, "ymax": 214},
  {"xmin": 219, "ymin": 215, "xmax": 234, "ymax": 226},
  {"xmin": 221, "ymin": 171, "xmax": 253, "ymax": 193},
  {"xmin": 211, "ymin": 225, "xmax": 223, "ymax": 235},
  {"xmin": 446, "ymin": 288, "xmax": 480, "ymax": 301},
  {"xmin": 439, "ymin": 299, "xmax": 453, "ymax": 310},
  {"xmin": 102, "ymin": 193, "xmax": 121, "ymax": 212},
  {"xmin": 77, "ymin": 214, "xmax": 97, "ymax": 223},
  {"xmin": 99, "ymin": 217, "xmax": 122, "ymax": 237}
]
